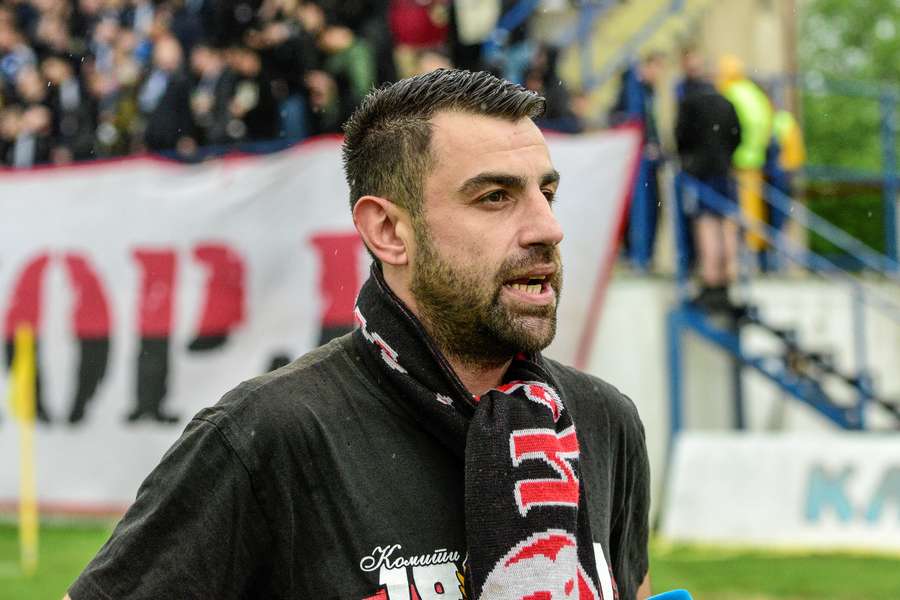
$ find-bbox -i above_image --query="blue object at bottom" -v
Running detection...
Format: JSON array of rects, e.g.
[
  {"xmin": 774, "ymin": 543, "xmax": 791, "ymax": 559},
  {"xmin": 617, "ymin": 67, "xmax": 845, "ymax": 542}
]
[{"xmin": 648, "ymin": 590, "xmax": 693, "ymax": 600}]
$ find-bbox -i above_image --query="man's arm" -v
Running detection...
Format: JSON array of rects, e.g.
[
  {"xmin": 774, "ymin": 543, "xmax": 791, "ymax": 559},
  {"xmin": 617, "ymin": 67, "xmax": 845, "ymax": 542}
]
[
  {"xmin": 637, "ymin": 572, "xmax": 652, "ymax": 599},
  {"xmin": 66, "ymin": 416, "xmax": 271, "ymax": 599}
]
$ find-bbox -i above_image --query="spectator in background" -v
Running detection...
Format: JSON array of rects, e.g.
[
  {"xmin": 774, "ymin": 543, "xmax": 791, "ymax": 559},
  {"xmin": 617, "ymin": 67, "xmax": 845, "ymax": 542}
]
[
  {"xmin": 189, "ymin": 42, "xmax": 235, "ymax": 146},
  {"xmin": 139, "ymin": 34, "xmax": 194, "ymax": 153},
  {"xmin": 0, "ymin": 0, "xmax": 580, "ymax": 167},
  {"xmin": 307, "ymin": 21, "xmax": 375, "ymax": 134},
  {"xmin": 32, "ymin": 14, "xmax": 84, "ymax": 68},
  {"xmin": 162, "ymin": 0, "xmax": 213, "ymax": 55},
  {"xmin": 389, "ymin": 0, "xmax": 448, "ymax": 77},
  {"xmin": 448, "ymin": 0, "xmax": 499, "ymax": 72},
  {"xmin": 610, "ymin": 51, "xmax": 665, "ymax": 272},
  {"xmin": 483, "ymin": 0, "xmax": 533, "ymax": 85},
  {"xmin": 0, "ymin": 104, "xmax": 20, "ymax": 164},
  {"xmin": 42, "ymin": 55, "xmax": 96, "ymax": 162},
  {"xmin": 210, "ymin": 0, "xmax": 263, "ymax": 49},
  {"xmin": 312, "ymin": 0, "xmax": 396, "ymax": 86},
  {"xmin": 69, "ymin": 0, "xmax": 105, "ymax": 47},
  {"xmin": 762, "ymin": 99, "xmax": 805, "ymax": 271},
  {"xmin": 88, "ymin": 13, "xmax": 119, "ymax": 79},
  {"xmin": 524, "ymin": 44, "xmax": 582, "ymax": 134},
  {"xmin": 86, "ymin": 27, "xmax": 143, "ymax": 158},
  {"xmin": 675, "ymin": 48, "xmax": 742, "ymax": 311},
  {"xmin": 675, "ymin": 44, "xmax": 704, "ymax": 102},
  {"xmin": 10, "ymin": 65, "xmax": 53, "ymax": 167},
  {"xmin": 0, "ymin": 18, "xmax": 37, "ymax": 87},
  {"xmin": 717, "ymin": 54, "xmax": 773, "ymax": 267},
  {"xmin": 245, "ymin": 9, "xmax": 315, "ymax": 141},
  {"xmin": 224, "ymin": 44, "xmax": 279, "ymax": 142}
]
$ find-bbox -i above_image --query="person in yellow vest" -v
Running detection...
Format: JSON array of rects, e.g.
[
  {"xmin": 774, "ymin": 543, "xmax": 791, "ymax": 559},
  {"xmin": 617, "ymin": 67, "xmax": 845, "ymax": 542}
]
[
  {"xmin": 717, "ymin": 54, "xmax": 773, "ymax": 259},
  {"xmin": 763, "ymin": 106, "xmax": 806, "ymax": 270}
]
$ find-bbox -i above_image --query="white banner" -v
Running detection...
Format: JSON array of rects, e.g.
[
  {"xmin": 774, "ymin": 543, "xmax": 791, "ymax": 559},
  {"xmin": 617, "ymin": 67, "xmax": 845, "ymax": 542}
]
[
  {"xmin": 662, "ymin": 432, "xmax": 900, "ymax": 551},
  {"xmin": 0, "ymin": 128, "xmax": 641, "ymax": 511}
]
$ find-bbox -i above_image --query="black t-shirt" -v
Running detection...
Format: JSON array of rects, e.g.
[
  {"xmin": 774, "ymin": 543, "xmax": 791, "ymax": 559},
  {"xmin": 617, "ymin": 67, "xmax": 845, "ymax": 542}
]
[{"xmin": 70, "ymin": 334, "xmax": 650, "ymax": 600}]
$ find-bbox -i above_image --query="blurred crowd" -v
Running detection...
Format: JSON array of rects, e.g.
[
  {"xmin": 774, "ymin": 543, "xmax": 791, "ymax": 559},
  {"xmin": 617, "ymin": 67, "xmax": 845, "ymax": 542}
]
[
  {"xmin": 0, "ymin": 0, "xmax": 584, "ymax": 167},
  {"xmin": 612, "ymin": 47, "xmax": 806, "ymax": 304}
]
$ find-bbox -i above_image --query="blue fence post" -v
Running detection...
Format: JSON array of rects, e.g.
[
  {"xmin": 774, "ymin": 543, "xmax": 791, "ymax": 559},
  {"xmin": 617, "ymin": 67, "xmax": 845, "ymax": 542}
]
[
  {"xmin": 672, "ymin": 172, "xmax": 691, "ymax": 300},
  {"xmin": 667, "ymin": 310, "xmax": 685, "ymax": 449},
  {"xmin": 850, "ymin": 286, "xmax": 869, "ymax": 429},
  {"xmin": 629, "ymin": 157, "xmax": 651, "ymax": 271},
  {"xmin": 881, "ymin": 90, "xmax": 898, "ymax": 268},
  {"xmin": 729, "ymin": 318, "xmax": 746, "ymax": 431}
]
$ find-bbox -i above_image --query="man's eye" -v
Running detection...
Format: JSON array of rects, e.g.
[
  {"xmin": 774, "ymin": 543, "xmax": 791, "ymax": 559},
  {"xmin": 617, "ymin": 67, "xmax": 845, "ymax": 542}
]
[
  {"xmin": 480, "ymin": 190, "xmax": 507, "ymax": 204},
  {"xmin": 542, "ymin": 189, "xmax": 557, "ymax": 203}
]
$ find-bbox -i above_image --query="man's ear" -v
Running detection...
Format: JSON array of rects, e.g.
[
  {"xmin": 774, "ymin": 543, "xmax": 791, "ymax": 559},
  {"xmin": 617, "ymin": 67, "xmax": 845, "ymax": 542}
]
[{"xmin": 352, "ymin": 195, "xmax": 412, "ymax": 266}]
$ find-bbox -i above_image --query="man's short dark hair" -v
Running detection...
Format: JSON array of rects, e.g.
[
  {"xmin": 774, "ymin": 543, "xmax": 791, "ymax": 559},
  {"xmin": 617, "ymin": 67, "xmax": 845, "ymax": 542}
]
[{"xmin": 341, "ymin": 69, "xmax": 546, "ymax": 219}]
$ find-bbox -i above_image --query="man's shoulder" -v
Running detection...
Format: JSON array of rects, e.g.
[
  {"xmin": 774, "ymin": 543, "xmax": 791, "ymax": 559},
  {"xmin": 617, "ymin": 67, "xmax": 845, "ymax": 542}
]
[
  {"xmin": 198, "ymin": 334, "xmax": 371, "ymax": 436},
  {"xmin": 543, "ymin": 357, "xmax": 642, "ymax": 430}
]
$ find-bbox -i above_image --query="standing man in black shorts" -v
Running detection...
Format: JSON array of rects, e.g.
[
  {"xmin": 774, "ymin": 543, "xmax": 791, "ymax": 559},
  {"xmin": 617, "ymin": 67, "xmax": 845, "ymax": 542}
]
[{"xmin": 66, "ymin": 68, "xmax": 652, "ymax": 600}]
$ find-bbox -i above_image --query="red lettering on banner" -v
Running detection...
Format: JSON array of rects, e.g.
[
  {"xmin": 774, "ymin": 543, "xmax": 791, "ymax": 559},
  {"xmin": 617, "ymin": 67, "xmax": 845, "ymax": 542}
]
[
  {"xmin": 510, "ymin": 426, "xmax": 580, "ymax": 516},
  {"xmin": 64, "ymin": 254, "xmax": 111, "ymax": 338},
  {"xmin": 309, "ymin": 233, "xmax": 363, "ymax": 328},
  {"xmin": 133, "ymin": 249, "xmax": 176, "ymax": 336},
  {"xmin": 191, "ymin": 244, "xmax": 245, "ymax": 339},
  {"xmin": 4, "ymin": 253, "xmax": 50, "ymax": 338}
]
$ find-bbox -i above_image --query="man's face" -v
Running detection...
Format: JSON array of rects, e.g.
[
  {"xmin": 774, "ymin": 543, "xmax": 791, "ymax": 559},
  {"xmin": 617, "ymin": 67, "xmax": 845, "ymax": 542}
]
[{"xmin": 407, "ymin": 111, "xmax": 563, "ymax": 365}]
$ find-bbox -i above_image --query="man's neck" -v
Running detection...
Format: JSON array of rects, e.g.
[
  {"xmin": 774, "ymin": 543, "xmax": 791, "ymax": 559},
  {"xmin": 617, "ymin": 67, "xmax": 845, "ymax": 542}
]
[{"xmin": 445, "ymin": 354, "xmax": 512, "ymax": 397}]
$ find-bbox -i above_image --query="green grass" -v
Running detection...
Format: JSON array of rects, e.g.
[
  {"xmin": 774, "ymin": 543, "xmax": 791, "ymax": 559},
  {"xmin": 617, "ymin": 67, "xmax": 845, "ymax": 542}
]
[
  {"xmin": 1, "ymin": 524, "xmax": 898, "ymax": 599},
  {"xmin": 0, "ymin": 522, "xmax": 113, "ymax": 600},
  {"xmin": 650, "ymin": 542, "xmax": 900, "ymax": 599}
]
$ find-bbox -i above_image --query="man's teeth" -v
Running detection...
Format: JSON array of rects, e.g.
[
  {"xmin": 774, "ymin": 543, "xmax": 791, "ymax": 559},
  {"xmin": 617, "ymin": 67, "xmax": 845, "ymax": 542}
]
[{"xmin": 510, "ymin": 283, "xmax": 543, "ymax": 294}]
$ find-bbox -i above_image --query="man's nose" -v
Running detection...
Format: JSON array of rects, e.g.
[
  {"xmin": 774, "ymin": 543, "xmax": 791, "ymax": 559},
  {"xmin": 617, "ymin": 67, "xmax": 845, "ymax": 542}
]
[{"xmin": 520, "ymin": 190, "xmax": 564, "ymax": 248}]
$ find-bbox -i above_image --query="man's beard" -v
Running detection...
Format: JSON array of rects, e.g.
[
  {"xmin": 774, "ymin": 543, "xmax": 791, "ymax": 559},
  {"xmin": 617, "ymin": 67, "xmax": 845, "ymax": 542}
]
[{"xmin": 409, "ymin": 226, "xmax": 563, "ymax": 368}]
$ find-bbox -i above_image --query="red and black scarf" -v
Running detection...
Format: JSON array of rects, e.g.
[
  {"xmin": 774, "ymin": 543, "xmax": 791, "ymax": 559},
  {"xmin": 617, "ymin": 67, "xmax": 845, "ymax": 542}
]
[{"xmin": 352, "ymin": 265, "xmax": 605, "ymax": 599}]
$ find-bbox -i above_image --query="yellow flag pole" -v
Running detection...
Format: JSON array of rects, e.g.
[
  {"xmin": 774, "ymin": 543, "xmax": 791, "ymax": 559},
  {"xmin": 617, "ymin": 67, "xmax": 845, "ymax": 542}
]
[{"xmin": 9, "ymin": 324, "xmax": 38, "ymax": 576}]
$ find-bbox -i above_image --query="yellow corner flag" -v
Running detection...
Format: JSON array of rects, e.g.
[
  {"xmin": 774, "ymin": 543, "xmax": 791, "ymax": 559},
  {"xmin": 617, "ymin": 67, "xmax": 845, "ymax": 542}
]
[{"xmin": 9, "ymin": 324, "xmax": 38, "ymax": 576}]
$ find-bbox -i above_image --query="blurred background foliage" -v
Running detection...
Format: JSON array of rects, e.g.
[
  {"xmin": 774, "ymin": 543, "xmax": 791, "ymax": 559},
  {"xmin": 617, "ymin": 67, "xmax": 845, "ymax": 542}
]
[{"xmin": 798, "ymin": 0, "xmax": 898, "ymax": 258}]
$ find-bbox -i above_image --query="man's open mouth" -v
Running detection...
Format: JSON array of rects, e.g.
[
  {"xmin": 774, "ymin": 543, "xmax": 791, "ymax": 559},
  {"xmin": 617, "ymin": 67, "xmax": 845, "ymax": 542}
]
[{"xmin": 504, "ymin": 274, "xmax": 549, "ymax": 296}]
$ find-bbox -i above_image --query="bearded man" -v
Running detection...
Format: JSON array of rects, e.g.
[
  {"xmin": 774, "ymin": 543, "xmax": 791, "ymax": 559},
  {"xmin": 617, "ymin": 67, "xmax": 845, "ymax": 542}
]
[{"xmin": 66, "ymin": 69, "xmax": 651, "ymax": 600}]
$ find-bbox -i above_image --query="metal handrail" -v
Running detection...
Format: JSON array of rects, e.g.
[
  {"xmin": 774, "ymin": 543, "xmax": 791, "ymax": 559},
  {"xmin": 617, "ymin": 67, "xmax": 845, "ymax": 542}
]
[
  {"xmin": 482, "ymin": 0, "xmax": 542, "ymax": 57},
  {"xmin": 678, "ymin": 174, "xmax": 900, "ymax": 324},
  {"xmin": 764, "ymin": 181, "xmax": 900, "ymax": 279},
  {"xmin": 582, "ymin": 0, "xmax": 685, "ymax": 92},
  {"xmin": 676, "ymin": 172, "xmax": 900, "ymax": 429}
]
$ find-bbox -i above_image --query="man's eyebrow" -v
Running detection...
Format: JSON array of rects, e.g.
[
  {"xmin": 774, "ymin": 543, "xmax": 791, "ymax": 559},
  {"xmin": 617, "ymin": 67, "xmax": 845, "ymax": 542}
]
[
  {"xmin": 541, "ymin": 169, "xmax": 561, "ymax": 187},
  {"xmin": 457, "ymin": 169, "xmax": 561, "ymax": 196}
]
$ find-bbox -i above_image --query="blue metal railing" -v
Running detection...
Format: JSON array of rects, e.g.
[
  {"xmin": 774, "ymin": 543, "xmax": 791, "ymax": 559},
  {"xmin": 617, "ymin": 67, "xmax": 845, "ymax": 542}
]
[
  {"xmin": 483, "ymin": 0, "xmax": 615, "ymax": 86},
  {"xmin": 676, "ymin": 174, "xmax": 900, "ymax": 323},
  {"xmin": 768, "ymin": 73, "xmax": 900, "ymax": 266},
  {"xmin": 482, "ymin": 0, "xmax": 542, "ymax": 59},
  {"xmin": 671, "ymin": 172, "xmax": 900, "ymax": 432},
  {"xmin": 764, "ymin": 182, "xmax": 900, "ymax": 279},
  {"xmin": 582, "ymin": 0, "xmax": 685, "ymax": 92}
]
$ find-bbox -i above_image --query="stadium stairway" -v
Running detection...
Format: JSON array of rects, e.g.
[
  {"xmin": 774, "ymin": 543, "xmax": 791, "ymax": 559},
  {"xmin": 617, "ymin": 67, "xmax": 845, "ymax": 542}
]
[{"xmin": 668, "ymin": 174, "xmax": 900, "ymax": 433}]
